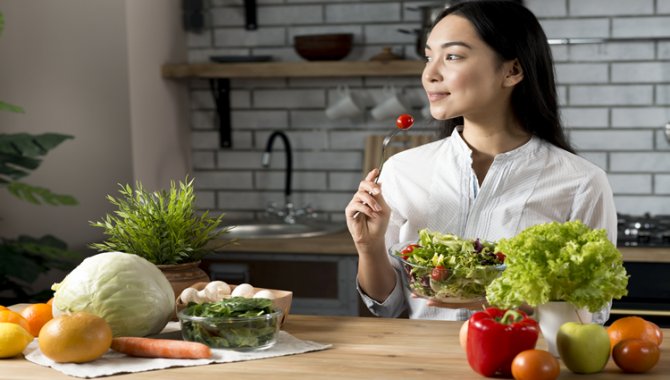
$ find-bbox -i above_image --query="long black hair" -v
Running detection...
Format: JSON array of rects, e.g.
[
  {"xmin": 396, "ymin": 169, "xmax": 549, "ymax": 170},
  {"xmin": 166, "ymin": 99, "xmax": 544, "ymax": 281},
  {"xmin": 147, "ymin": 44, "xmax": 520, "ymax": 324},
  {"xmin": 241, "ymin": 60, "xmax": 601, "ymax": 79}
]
[{"xmin": 431, "ymin": 1, "xmax": 574, "ymax": 153}]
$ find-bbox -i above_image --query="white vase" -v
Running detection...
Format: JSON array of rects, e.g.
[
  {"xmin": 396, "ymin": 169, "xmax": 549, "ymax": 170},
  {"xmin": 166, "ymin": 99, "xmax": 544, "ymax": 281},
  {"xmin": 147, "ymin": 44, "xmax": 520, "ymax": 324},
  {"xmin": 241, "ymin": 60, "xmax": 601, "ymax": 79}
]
[{"xmin": 535, "ymin": 301, "xmax": 593, "ymax": 357}]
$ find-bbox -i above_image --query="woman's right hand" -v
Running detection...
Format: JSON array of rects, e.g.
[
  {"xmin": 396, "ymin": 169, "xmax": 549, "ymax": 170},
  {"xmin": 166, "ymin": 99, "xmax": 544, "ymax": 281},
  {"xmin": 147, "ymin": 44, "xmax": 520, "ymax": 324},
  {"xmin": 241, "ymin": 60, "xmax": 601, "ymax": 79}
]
[{"xmin": 345, "ymin": 169, "xmax": 390, "ymax": 246}]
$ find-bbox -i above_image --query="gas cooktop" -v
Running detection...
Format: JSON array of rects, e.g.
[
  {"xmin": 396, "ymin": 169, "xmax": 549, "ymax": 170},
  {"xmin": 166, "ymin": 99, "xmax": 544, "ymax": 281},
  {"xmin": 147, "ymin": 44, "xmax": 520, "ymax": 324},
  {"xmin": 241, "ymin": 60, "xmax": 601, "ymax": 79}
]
[{"xmin": 617, "ymin": 213, "xmax": 670, "ymax": 247}]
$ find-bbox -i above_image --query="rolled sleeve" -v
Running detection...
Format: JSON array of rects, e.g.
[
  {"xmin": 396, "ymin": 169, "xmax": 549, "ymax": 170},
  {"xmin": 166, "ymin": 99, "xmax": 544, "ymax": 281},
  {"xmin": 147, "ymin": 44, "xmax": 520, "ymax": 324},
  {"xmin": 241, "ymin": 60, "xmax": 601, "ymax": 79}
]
[{"xmin": 356, "ymin": 270, "xmax": 407, "ymax": 318}]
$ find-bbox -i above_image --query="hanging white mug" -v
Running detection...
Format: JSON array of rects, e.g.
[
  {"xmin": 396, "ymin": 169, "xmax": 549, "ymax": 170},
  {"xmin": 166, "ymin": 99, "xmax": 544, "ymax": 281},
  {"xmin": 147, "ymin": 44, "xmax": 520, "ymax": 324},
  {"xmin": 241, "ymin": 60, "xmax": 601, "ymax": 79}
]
[
  {"xmin": 370, "ymin": 86, "xmax": 411, "ymax": 121},
  {"xmin": 325, "ymin": 85, "xmax": 365, "ymax": 120}
]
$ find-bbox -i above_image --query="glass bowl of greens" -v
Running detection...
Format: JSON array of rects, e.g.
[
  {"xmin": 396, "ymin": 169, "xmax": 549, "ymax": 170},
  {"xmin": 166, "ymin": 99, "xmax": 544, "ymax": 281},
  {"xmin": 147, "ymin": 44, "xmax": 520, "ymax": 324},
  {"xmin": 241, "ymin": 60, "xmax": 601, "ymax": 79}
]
[
  {"xmin": 392, "ymin": 229, "xmax": 505, "ymax": 303},
  {"xmin": 177, "ymin": 297, "xmax": 282, "ymax": 351}
]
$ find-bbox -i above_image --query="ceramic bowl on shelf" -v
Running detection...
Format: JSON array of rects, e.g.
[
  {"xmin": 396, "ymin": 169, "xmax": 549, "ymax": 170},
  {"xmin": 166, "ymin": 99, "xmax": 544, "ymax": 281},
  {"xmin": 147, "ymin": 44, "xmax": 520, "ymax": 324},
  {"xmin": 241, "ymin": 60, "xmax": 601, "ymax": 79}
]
[{"xmin": 293, "ymin": 33, "xmax": 354, "ymax": 61}]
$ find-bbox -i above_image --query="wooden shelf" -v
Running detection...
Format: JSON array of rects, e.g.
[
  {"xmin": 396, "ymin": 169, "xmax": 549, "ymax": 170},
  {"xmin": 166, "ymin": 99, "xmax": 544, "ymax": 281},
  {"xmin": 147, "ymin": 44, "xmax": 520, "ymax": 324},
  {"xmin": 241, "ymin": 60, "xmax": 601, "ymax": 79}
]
[{"xmin": 161, "ymin": 60, "xmax": 424, "ymax": 79}]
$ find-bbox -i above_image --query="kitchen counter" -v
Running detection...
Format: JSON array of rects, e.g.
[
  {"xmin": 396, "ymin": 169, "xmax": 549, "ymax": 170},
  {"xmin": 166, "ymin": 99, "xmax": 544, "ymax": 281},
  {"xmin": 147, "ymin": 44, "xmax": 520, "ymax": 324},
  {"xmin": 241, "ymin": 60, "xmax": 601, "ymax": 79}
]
[
  {"xmin": 5, "ymin": 314, "xmax": 669, "ymax": 379},
  {"xmin": 216, "ymin": 231, "xmax": 670, "ymax": 263}
]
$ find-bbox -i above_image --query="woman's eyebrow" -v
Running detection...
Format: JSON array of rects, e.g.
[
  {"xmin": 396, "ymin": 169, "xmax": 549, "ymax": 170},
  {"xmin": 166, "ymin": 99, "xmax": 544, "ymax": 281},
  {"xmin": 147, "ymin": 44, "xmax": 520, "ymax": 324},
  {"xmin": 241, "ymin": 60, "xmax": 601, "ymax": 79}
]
[{"xmin": 425, "ymin": 41, "xmax": 473, "ymax": 50}]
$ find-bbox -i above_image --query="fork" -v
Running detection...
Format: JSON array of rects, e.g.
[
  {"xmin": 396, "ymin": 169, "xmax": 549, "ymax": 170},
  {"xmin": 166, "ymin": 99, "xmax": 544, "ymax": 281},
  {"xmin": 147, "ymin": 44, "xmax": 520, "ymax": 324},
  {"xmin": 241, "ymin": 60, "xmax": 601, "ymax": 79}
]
[{"xmin": 352, "ymin": 129, "xmax": 401, "ymax": 219}]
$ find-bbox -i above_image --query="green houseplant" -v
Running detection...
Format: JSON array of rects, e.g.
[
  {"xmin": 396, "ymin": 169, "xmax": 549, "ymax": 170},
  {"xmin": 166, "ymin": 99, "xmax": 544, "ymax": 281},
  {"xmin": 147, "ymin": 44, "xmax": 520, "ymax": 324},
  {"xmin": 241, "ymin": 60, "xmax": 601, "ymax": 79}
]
[
  {"xmin": 0, "ymin": 10, "xmax": 81, "ymax": 304},
  {"xmin": 89, "ymin": 177, "xmax": 232, "ymax": 297}
]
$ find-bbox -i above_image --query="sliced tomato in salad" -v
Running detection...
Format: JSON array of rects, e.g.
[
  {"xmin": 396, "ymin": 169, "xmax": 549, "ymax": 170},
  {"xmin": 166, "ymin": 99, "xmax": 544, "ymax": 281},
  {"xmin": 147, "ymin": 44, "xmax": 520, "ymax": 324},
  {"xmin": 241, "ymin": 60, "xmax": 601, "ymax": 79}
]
[
  {"xmin": 495, "ymin": 252, "xmax": 506, "ymax": 263},
  {"xmin": 400, "ymin": 243, "xmax": 420, "ymax": 260},
  {"xmin": 431, "ymin": 265, "xmax": 449, "ymax": 281}
]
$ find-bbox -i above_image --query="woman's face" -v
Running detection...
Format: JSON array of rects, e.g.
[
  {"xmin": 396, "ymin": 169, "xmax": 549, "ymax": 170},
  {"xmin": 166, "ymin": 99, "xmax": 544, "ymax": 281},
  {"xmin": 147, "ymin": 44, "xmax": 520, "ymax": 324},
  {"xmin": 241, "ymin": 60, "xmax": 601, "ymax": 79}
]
[{"xmin": 422, "ymin": 14, "xmax": 514, "ymax": 122}]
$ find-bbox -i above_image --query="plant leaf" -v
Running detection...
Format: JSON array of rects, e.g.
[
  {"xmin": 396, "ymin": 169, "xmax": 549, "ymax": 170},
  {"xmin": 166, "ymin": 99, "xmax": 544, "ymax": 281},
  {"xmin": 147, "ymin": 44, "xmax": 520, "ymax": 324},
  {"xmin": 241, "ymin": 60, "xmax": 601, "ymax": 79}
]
[
  {"xmin": 0, "ymin": 133, "xmax": 73, "ymax": 157},
  {"xmin": 7, "ymin": 181, "xmax": 78, "ymax": 206},
  {"xmin": 0, "ymin": 101, "xmax": 24, "ymax": 113}
]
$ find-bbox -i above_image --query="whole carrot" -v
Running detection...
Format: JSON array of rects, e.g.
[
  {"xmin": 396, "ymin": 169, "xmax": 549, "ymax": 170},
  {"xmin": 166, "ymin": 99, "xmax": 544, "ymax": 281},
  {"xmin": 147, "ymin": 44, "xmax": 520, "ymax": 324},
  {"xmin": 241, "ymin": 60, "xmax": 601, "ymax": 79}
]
[{"xmin": 111, "ymin": 337, "xmax": 212, "ymax": 359}]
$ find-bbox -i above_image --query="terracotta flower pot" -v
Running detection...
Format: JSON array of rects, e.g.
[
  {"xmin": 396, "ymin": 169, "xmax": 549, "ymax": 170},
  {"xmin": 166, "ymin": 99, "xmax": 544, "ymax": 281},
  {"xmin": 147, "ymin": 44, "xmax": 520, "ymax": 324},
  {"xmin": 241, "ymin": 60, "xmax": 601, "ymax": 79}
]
[{"xmin": 157, "ymin": 261, "xmax": 210, "ymax": 302}]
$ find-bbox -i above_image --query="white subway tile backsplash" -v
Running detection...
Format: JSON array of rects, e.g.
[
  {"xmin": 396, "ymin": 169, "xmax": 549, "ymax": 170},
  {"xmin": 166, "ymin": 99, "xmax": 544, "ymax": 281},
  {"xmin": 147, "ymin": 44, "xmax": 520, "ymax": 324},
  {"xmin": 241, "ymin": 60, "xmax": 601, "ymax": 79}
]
[
  {"xmin": 214, "ymin": 27, "xmax": 286, "ymax": 48},
  {"xmin": 612, "ymin": 17, "xmax": 670, "ymax": 38},
  {"xmin": 363, "ymin": 24, "xmax": 418, "ymax": 44},
  {"xmin": 293, "ymin": 151, "xmax": 362, "ymax": 170},
  {"xmin": 326, "ymin": 3, "xmax": 401, "ymax": 23},
  {"xmin": 657, "ymin": 130, "xmax": 670, "ymax": 150},
  {"xmin": 329, "ymin": 171, "xmax": 363, "ymax": 191},
  {"xmin": 659, "ymin": 0, "xmax": 670, "ymax": 13},
  {"xmin": 611, "ymin": 152, "xmax": 670, "ymax": 172},
  {"xmin": 607, "ymin": 174, "xmax": 652, "ymax": 194},
  {"xmin": 569, "ymin": 85, "xmax": 653, "ymax": 106},
  {"xmin": 194, "ymin": 191, "xmax": 216, "ymax": 210},
  {"xmin": 614, "ymin": 196, "xmax": 670, "ymax": 214},
  {"xmin": 555, "ymin": 63, "xmax": 608, "ymax": 83},
  {"xmin": 571, "ymin": 130, "xmax": 653, "ymax": 150},
  {"xmin": 657, "ymin": 85, "xmax": 670, "ymax": 105},
  {"xmin": 255, "ymin": 171, "xmax": 327, "ymax": 191},
  {"xmin": 526, "ymin": 0, "xmax": 567, "ymax": 17},
  {"xmin": 232, "ymin": 110, "xmax": 289, "ymax": 129},
  {"xmin": 188, "ymin": 0, "xmax": 670, "ymax": 217},
  {"xmin": 655, "ymin": 175, "xmax": 670, "ymax": 194},
  {"xmin": 567, "ymin": 42, "xmax": 655, "ymax": 61},
  {"xmin": 254, "ymin": 89, "xmax": 326, "ymax": 108},
  {"xmin": 612, "ymin": 63, "xmax": 668, "ymax": 83},
  {"xmin": 577, "ymin": 152, "xmax": 607, "ymax": 170},
  {"xmin": 612, "ymin": 107, "xmax": 670, "ymax": 128},
  {"xmin": 194, "ymin": 171, "xmax": 253, "ymax": 189},
  {"xmin": 260, "ymin": 5, "xmax": 323, "ymax": 25},
  {"xmin": 192, "ymin": 151, "xmax": 216, "ymax": 169},
  {"xmin": 540, "ymin": 18, "xmax": 609, "ymax": 39},
  {"xmin": 561, "ymin": 107, "xmax": 608, "ymax": 128},
  {"xmin": 568, "ymin": 0, "xmax": 653, "ymax": 16},
  {"xmin": 192, "ymin": 131, "xmax": 220, "ymax": 149}
]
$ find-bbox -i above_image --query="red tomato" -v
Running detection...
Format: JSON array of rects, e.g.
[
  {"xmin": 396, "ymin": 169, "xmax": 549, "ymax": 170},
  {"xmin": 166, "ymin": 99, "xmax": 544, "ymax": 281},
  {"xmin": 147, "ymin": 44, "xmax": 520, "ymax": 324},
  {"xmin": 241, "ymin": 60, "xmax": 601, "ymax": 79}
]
[
  {"xmin": 459, "ymin": 320, "xmax": 468, "ymax": 351},
  {"xmin": 612, "ymin": 339, "xmax": 660, "ymax": 373},
  {"xmin": 400, "ymin": 244, "xmax": 419, "ymax": 260},
  {"xmin": 395, "ymin": 114, "xmax": 414, "ymax": 130},
  {"xmin": 511, "ymin": 349, "xmax": 560, "ymax": 380},
  {"xmin": 495, "ymin": 252, "xmax": 506, "ymax": 263},
  {"xmin": 430, "ymin": 265, "xmax": 449, "ymax": 281}
]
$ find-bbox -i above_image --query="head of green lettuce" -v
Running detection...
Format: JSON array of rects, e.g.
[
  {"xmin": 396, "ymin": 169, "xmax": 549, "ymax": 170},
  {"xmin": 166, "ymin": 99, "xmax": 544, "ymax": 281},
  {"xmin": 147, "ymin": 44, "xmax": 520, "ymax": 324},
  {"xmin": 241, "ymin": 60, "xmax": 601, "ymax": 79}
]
[{"xmin": 486, "ymin": 220, "xmax": 628, "ymax": 313}]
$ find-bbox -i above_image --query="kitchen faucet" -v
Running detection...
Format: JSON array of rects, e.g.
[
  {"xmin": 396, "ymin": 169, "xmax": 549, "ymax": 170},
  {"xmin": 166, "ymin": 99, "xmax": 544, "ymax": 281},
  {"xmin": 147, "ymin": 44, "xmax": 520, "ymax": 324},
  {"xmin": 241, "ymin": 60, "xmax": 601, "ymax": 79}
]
[{"xmin": 262, "ymin": 131, "xmax": 314, "ymax": 224}]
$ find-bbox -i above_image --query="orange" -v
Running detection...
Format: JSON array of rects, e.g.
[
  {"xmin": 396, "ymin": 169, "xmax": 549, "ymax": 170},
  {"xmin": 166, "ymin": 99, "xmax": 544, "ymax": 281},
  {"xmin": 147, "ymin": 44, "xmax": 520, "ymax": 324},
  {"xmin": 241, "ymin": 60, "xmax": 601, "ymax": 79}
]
[
  {"xmin": 647, "ymin": 321, "xmax": 663, "ymax": 346},
  {"xmin": 47, "ymin": 297, "xmax": 54, "ymax": 306},
  {"xmin": 0, "ymin": 309, "xmax": 31, "ymax": 333},
  {"xmin": 0, "ymin": 306, "xmax": 8, "ymax": 311},
  {"xmin": 38, "ymin": 311, "xmax": 112, "ymax": 363},
  {"xmin": 607, "ymin": 316, "xmax": 658, "ymax": 350},
  {"xmin": 20, "ymin": 303, "xmax": 53, "ymax": 337}
]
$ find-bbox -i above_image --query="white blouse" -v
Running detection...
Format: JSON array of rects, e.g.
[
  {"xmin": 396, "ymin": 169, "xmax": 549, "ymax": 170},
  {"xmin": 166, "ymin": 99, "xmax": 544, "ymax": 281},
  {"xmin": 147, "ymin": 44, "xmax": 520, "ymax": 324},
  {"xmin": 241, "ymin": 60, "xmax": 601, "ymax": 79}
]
[{"xmin": 357, "ymin": 128, "xmax": 618, "ymax": 322}]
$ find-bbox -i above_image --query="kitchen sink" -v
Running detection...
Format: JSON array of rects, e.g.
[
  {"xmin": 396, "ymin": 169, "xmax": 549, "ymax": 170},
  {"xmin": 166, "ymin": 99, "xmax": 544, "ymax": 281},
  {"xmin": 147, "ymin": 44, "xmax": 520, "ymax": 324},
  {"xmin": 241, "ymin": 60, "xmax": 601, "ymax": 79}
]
[{"xmin": 221, "ymin": 221, "xmax": 346, "ymax": 239}]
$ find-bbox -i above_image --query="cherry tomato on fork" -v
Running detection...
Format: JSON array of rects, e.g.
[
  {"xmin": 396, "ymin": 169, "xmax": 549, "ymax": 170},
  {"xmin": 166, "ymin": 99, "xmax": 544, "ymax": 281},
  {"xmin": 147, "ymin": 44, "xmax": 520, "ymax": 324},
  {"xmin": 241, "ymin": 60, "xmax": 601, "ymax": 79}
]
[{"xmin": 396, "ymin": 114, "xmax": 414, "ymax": 129}]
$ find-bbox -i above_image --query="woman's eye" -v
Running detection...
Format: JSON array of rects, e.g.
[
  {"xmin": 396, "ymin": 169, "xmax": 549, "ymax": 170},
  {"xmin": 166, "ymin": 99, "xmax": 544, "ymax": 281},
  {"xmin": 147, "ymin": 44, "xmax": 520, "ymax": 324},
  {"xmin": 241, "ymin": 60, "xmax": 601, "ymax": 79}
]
[
  {"xmin": 445, "ymin": 54, "xmax": 460, "ymax": 61},
  {"xmin": 424, "ymin": 56, "xmax": 433, "ymax": 63}
]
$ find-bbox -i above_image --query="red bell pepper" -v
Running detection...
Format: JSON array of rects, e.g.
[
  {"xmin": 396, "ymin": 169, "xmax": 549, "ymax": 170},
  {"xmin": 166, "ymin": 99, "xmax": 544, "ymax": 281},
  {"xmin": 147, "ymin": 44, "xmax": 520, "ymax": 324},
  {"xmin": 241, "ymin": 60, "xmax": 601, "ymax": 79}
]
[{"xmin": 466, "ymin": 307, "xmax": 539, "ymax": 378}]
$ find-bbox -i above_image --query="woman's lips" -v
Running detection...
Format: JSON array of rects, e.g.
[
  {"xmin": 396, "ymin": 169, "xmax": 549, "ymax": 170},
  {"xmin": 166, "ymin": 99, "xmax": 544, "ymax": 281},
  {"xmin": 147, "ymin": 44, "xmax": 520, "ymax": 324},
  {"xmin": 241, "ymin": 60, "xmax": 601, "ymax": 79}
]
[{"xmin": 427, "ymin": 92, "xmax": 449, "ymax": 102}]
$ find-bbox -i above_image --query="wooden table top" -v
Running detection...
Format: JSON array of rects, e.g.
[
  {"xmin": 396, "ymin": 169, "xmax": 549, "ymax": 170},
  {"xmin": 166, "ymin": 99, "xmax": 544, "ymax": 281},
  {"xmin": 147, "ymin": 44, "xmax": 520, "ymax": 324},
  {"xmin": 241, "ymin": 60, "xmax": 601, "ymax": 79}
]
[{"xmin": 4, "ymin": 314, "xmax": 669, "ymax": 379}]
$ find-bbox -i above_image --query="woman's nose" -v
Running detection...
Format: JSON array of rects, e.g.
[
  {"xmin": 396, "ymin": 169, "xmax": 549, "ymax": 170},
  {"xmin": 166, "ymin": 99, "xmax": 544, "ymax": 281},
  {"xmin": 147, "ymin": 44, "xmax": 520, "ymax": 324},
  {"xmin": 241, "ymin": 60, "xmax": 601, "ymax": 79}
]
[{"xmin": 422, "ymin": 61, "xmax": 442, "ymax": 85}]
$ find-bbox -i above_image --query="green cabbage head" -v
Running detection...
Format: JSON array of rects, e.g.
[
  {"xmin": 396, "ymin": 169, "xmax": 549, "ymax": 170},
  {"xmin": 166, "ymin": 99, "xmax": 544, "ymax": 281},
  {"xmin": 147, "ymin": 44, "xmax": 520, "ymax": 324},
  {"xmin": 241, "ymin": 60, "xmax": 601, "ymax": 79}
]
[{"xmin": 52, "ymin": 251, "xmax": 175, "ymax": 337}]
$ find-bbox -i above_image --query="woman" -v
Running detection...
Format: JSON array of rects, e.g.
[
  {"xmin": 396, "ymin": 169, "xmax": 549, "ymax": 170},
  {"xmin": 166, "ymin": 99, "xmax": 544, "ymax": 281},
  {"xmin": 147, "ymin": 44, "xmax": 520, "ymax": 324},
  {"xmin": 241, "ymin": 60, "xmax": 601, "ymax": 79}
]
[{"xmin": 345, "ymin": 1, "xmax": 617, "ymax": 321}]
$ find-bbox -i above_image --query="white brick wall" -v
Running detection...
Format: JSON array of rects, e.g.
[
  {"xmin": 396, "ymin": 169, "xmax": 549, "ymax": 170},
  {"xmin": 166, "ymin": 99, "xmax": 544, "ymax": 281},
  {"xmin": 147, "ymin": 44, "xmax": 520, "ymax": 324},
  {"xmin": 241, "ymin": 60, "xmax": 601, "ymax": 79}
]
[{"xmin": 186, "ymin": 0, "xmax": 670, "ymax": 219}]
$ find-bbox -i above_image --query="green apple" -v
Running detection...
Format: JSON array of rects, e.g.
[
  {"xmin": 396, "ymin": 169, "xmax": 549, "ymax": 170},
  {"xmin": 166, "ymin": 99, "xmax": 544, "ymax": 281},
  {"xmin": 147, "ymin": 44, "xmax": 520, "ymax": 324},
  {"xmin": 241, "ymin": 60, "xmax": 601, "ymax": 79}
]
[{"xmin": 556, "ymin": 322, "xmax": 610, "ymax": 373}]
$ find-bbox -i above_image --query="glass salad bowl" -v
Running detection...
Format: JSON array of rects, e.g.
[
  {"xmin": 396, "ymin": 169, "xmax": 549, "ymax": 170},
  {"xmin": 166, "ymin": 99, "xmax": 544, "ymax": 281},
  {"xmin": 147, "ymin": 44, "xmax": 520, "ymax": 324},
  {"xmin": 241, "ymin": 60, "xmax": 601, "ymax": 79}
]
[
  {"xmin": 391, "ymin": 230, "xmax": 506, "ymax": 303},
  {"xmin": 177, "ymin": 297, "xmax": 282, "ymax": 351}
]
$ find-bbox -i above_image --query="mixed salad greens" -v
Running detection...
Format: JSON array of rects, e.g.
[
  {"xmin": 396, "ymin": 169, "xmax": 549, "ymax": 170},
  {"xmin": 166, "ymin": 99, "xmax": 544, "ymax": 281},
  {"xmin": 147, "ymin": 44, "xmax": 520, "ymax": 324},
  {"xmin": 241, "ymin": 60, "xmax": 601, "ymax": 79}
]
[
  {"xmin": 394, "ymin": 229, "xmax": 505, "ymax": 301},
  {"xmin": 179, "ymin": 297, "xmax": 280, "ymax": 350}
]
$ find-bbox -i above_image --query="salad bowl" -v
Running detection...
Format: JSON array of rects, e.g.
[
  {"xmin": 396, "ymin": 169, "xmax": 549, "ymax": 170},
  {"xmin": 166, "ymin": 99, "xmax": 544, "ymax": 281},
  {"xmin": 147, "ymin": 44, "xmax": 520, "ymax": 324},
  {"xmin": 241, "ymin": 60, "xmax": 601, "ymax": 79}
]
[{"xmin": 392, "ymin": 230, "xmax": 505, "ymax": 303}]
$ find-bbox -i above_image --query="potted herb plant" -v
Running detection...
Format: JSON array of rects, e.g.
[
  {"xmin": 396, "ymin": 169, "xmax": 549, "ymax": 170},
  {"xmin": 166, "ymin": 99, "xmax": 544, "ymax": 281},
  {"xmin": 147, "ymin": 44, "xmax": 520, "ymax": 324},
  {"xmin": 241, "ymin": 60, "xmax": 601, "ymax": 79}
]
[
  {"xmin": 89, "ymin": 177, "xmax": 232, "ymax": 297},
  {"xmin": 485, "ymin": 220, "xmax": 629, "ymax": 355}
]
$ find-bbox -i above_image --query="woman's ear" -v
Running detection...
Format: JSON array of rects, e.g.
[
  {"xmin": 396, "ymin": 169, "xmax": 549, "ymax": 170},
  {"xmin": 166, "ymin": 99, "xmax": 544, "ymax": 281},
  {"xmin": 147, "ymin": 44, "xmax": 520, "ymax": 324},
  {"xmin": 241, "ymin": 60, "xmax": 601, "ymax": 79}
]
[{"xmin": 503, "ymin": 59, "xmax": 524, "ymax": 87}]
